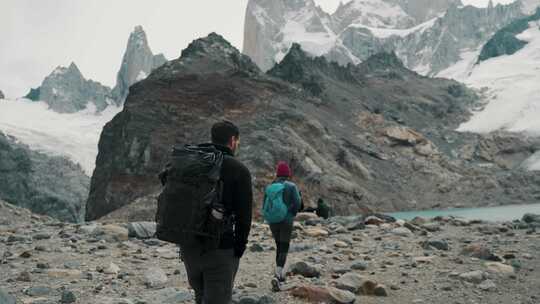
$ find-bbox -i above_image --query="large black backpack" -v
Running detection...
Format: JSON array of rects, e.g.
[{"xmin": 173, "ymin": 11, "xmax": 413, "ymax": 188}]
[{"xmin": 155, "ymin": 144, "xmax": 226, "ymax": 249}]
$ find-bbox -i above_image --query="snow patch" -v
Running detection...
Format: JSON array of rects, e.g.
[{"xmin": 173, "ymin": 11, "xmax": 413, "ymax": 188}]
[
  {"xmin": 136, "ymin": 71, "xmax": 148, "ymax": 82},
  {"xmin": 351, "ymin": 15, "xmax": 441, "ymax": 39},
  {"xmin": 0, "ymin": 99, "xmax": 122, "ymax": 175},
  {"xmin": 346, "ymin": 0, "xmax": 411, "ymax": 28}
]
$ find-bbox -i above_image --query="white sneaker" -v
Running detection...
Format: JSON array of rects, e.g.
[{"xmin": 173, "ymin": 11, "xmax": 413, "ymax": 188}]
[{"xmin": 275, "ymin": 266, "xmax": 285, "ymax": 282}]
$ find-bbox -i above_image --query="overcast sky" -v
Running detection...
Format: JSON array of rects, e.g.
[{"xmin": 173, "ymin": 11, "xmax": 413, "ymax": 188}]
[{"xmin": 0, "ymin": 0, "xmax": 516, "ymax": 98}]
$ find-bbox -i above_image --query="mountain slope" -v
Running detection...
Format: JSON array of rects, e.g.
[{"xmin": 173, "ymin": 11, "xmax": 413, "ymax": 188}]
[
  {"xmin": 437, "ymin": 9, "xmax": 540, "ymax": 136},
  {"xmin": 0, "ymin": 132, "xmax": 89, "ymax": 222},
  {"xmin": 86, "ymin": 34, "xmax": 540, "ymax": 221}
]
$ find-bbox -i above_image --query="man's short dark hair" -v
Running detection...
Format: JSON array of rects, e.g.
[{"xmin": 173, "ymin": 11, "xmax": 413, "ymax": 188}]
[{"xmin": 211, "ymin": 121, "xmax": 239, "ymax": 146}]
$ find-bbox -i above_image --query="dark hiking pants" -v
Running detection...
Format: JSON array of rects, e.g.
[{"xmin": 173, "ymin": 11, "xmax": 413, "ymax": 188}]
[
  {"xmin": 181, "ymin": 247, "xmax": 240, "ymax": 304},
  {"xmin": 269, "ymin": 220, "xmax": 293, "ymax": 268}
]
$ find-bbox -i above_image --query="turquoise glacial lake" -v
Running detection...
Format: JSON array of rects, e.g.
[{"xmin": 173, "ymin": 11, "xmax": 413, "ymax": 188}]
[{"xmin": 388, "ymin": 203, "xmax": 540, "ymax": 222}]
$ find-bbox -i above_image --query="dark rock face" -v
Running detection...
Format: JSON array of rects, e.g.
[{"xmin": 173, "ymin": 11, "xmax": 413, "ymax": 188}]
[
  {"xmin": 111, "ymin": 26, "xmax": 167, "ymax": 104},
  {"xmin": 24, "ymin": 63, "xmax": 112, "ymax": 113},
  {"xmin": 478, "ymin": 7, "xmax": 540, "ymax": 62},
  {"xmin": 86, "ymin": 33, "xmax": 540, "ymax": 221},
  {"xmin": 0, "ymin": 90, "xmax": 4, "ymax": 99},
  {"xmin": 0, "ymin": 132, "xmax": 89, "ymax": 222}
]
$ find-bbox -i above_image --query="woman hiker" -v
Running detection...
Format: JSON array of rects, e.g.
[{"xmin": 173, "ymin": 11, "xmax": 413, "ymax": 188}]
[{"xmin": 262, "ymin": 161, "xmax": 302, "ymax": 291}]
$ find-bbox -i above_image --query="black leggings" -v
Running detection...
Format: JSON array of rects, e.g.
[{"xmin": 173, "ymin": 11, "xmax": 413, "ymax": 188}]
[{"xmin": 270, "ymin": 221, "xmax": 293, "ymax": 268}]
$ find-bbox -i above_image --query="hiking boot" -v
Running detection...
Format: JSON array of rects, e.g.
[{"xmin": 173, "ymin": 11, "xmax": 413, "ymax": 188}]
[{"xmin": 271, "ymin": 277, "xmax": 280, "ymax": 292}]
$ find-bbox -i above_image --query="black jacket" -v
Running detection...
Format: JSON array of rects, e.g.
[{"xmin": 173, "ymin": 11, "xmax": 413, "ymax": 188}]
[{"xmin": 200, "ymin": 143, "xmax": 253, "ymax": 258}]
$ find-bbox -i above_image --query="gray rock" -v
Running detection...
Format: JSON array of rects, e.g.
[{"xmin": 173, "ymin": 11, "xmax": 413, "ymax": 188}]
[
  {"xmin": 328, "ymin": 287, "xmax": 356, "ymax": 303},
  {"xmin": 33, "ymin": 233, "xmax": 52, "ymax": 240},
  {"xmin": 392, "ymin": 227, "xmax": 413, "ymax": 237},
  {"xmin": 0, "ymin": 288, "xmax": 16, "ymax": 304},
  {"xmin": 478, "ymin": 280, "xmax": 497, "ymax": 292},
  {"xmin": 127, "ymin": 222, "xmax": 156, "ymax": 239},
  {"xmin": 459, "ymin": 270, "xmax": 486, "ymax": 284},
  {"xmin": 422, "ymin": 239, "xmax": 450, "ymax": 251},
  {"xmin": 289, "ymin": 261, "xmax": 321, "ymax": 278},
  {"xmin": 351, "ymin": 261, "xmax": 368, "ymax": 271},
  {"xmin": 0, "ymin": 90, "xmax": 4, "ymax": 99},
  {"xmin": 61, "ymin": 290, "xmax": 77, "ymax": 303},
  {"xmin": 25, "ymin": 286, "xmax": 53, "ymax": 297},
  {"xmin": 234, "ymin": 295, "xmax": 275, "ymax": 304},
  {"xmin": 335, "ymin": 272, "xmax": 365, "ymax": 293},
  {"xmin": 249, "ymin": 243, "xmax": 264, "ymax": 252},
  {"xmin": 522, "ymin": 213, "xmax": 540, "ymax": 223},
  {"xmin": 7, "ymin": 234, "xmax": 30, "ymax": 243},
  {"xmin": 143, "ymin": 267, "xmax": 168, "ymax": 288},
  {"xmin": 145, "ymin": 287, "xmax": 192, "ymax": 303}
]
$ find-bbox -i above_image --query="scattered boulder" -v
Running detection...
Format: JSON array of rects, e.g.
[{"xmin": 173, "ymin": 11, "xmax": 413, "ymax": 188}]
[
  {"xmin": 461, "ymin": 244, "xmax": 500, "ymax": 261},
  {"xmin": 61, "ymin": 290, "xmax": 77, "ymax": 303},
  {"xmin": 522, "ymin": 213, "xmax": 540, "ymax": 223},
  {"xmin": 421, "ymin": 222, "xmax": 441, "ymax": 232},
  {"xmin": 291, "ymin": 285, "xmax": 334, "ymax": 303},
  {"xmin": 289, "ymin": 261, "xmax": 321, "ymax": 278},
  {"xmin": 103, "ymin": 262, "xmax": 121, "ymax": 275},
  {"xmin": 459, "ymin": 270, "xmax": 486, "ymax": 284},
  {"xmin": 422, "ymin": 239, "xmax": 450, "ymax": 251},
  {"xmin": 127, "ymin": 222, "xmax": 156, "ymax": 239},
  {"xmin": 478, "ymin": 280, "xmax": 497, "ymax": 292},
  {"xmin": 391, "ymin": 227, "xmax": 413, "ymax": 237},
  {"xmin": 485, "ymin": 262, "xmax": 515, "ymax": 276},
  {"xmin": 93, "ymin": 224, "xmax": 129, "ymax": 242},
  {"xmin": 328, "ymin": 287, "xmax": 356, "ymax": 303},
  {"xmin": 365, "ymin": 216, "xmax": 385, "ymax": 226},
  {"xmin": 291, "ymin": 285, "xmax": 355, "ymax": 304},
  {"xmin": 47, "ymin": 269, "xmax": 82, "ymax": 279},
  {"xmin": 24, "ymin": 286, "xmax": 53, "ymax": 297},
  {"xmin": 250, "ymin": 243, "xmax": 264, "ymax": 252},
  {"xmin": 350, "ymin": 261, "xmax": 368, "ymax": 271},
  {"xmin": 305, "ymin": 228, "xmax": 329, "ymax": 238},
  {"xmin": 373, "ymin": 284, "xmax": 389, "ymax": 297},
  {"xmin": 143, "ymin": 267, "xmax": 169, "ymax": 288},
  {"xmin": 335, "ymin": 272, "xmax": 365, "ymax": 293},
  {"xmin": 145, "ymin": 287, "xmax": 193, "ymax": 304}
]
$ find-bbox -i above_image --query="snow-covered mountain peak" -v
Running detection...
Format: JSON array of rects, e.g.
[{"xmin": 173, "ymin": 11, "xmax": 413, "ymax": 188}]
[
  {"xmin": 333, "ymin": 0, "xmax": 414, "ymax": 30},
  {"xmin": 519, "ymin": 0, "xmax": 540, "ymax": 14},
  {"xmin": 111, "ymin": 25, "xmax": 167, "ymax": 104}
]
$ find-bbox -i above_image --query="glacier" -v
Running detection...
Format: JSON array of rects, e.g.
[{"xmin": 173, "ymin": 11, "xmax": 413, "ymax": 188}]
[
  {"xmin": 438, "ymin": 20, "xmax": 540, "ymax": 170},
  {"xmin": 0, "ymin": 99, "xmax": 121, "ymax": 176}
]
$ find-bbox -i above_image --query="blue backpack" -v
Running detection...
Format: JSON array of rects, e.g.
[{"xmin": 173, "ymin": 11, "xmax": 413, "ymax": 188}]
[{"xmin": 262, "ymin": 182, "xmax": 288, "ymax": 224}]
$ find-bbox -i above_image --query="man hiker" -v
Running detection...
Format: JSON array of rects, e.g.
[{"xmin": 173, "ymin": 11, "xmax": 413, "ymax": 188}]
[
  {"xmin": 157, "ymin": 121, "xmax": 253, "ymax": 304},
  {"xmin": 262, "ymin": 161, "xmax": 302, "ymax": 291}
]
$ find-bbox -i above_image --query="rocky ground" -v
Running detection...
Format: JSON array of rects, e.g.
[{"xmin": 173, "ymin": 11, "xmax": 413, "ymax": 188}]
[{"xmin": 1, "ymin": 199, "xmax": 540, "ymax": 304}]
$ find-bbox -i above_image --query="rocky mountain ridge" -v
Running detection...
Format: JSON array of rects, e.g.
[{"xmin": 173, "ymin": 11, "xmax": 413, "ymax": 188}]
[
  {"xmin": 243, "ymin": 0, "xmax": 539, "ymax": 74},
  {"xmin": 111, "ymin": 25, "xmax": 167, "ymax": 105},
  {"xmin": 85, "ymin": 33, "xmax": 540, "ymax": 221},
  {"xmin": 24, "ymin": 63, "xmax": 112, "ymax": 113},
  {"xmin": 24, "ymin": 26, "xmax": 166, "ymax": 113}
]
